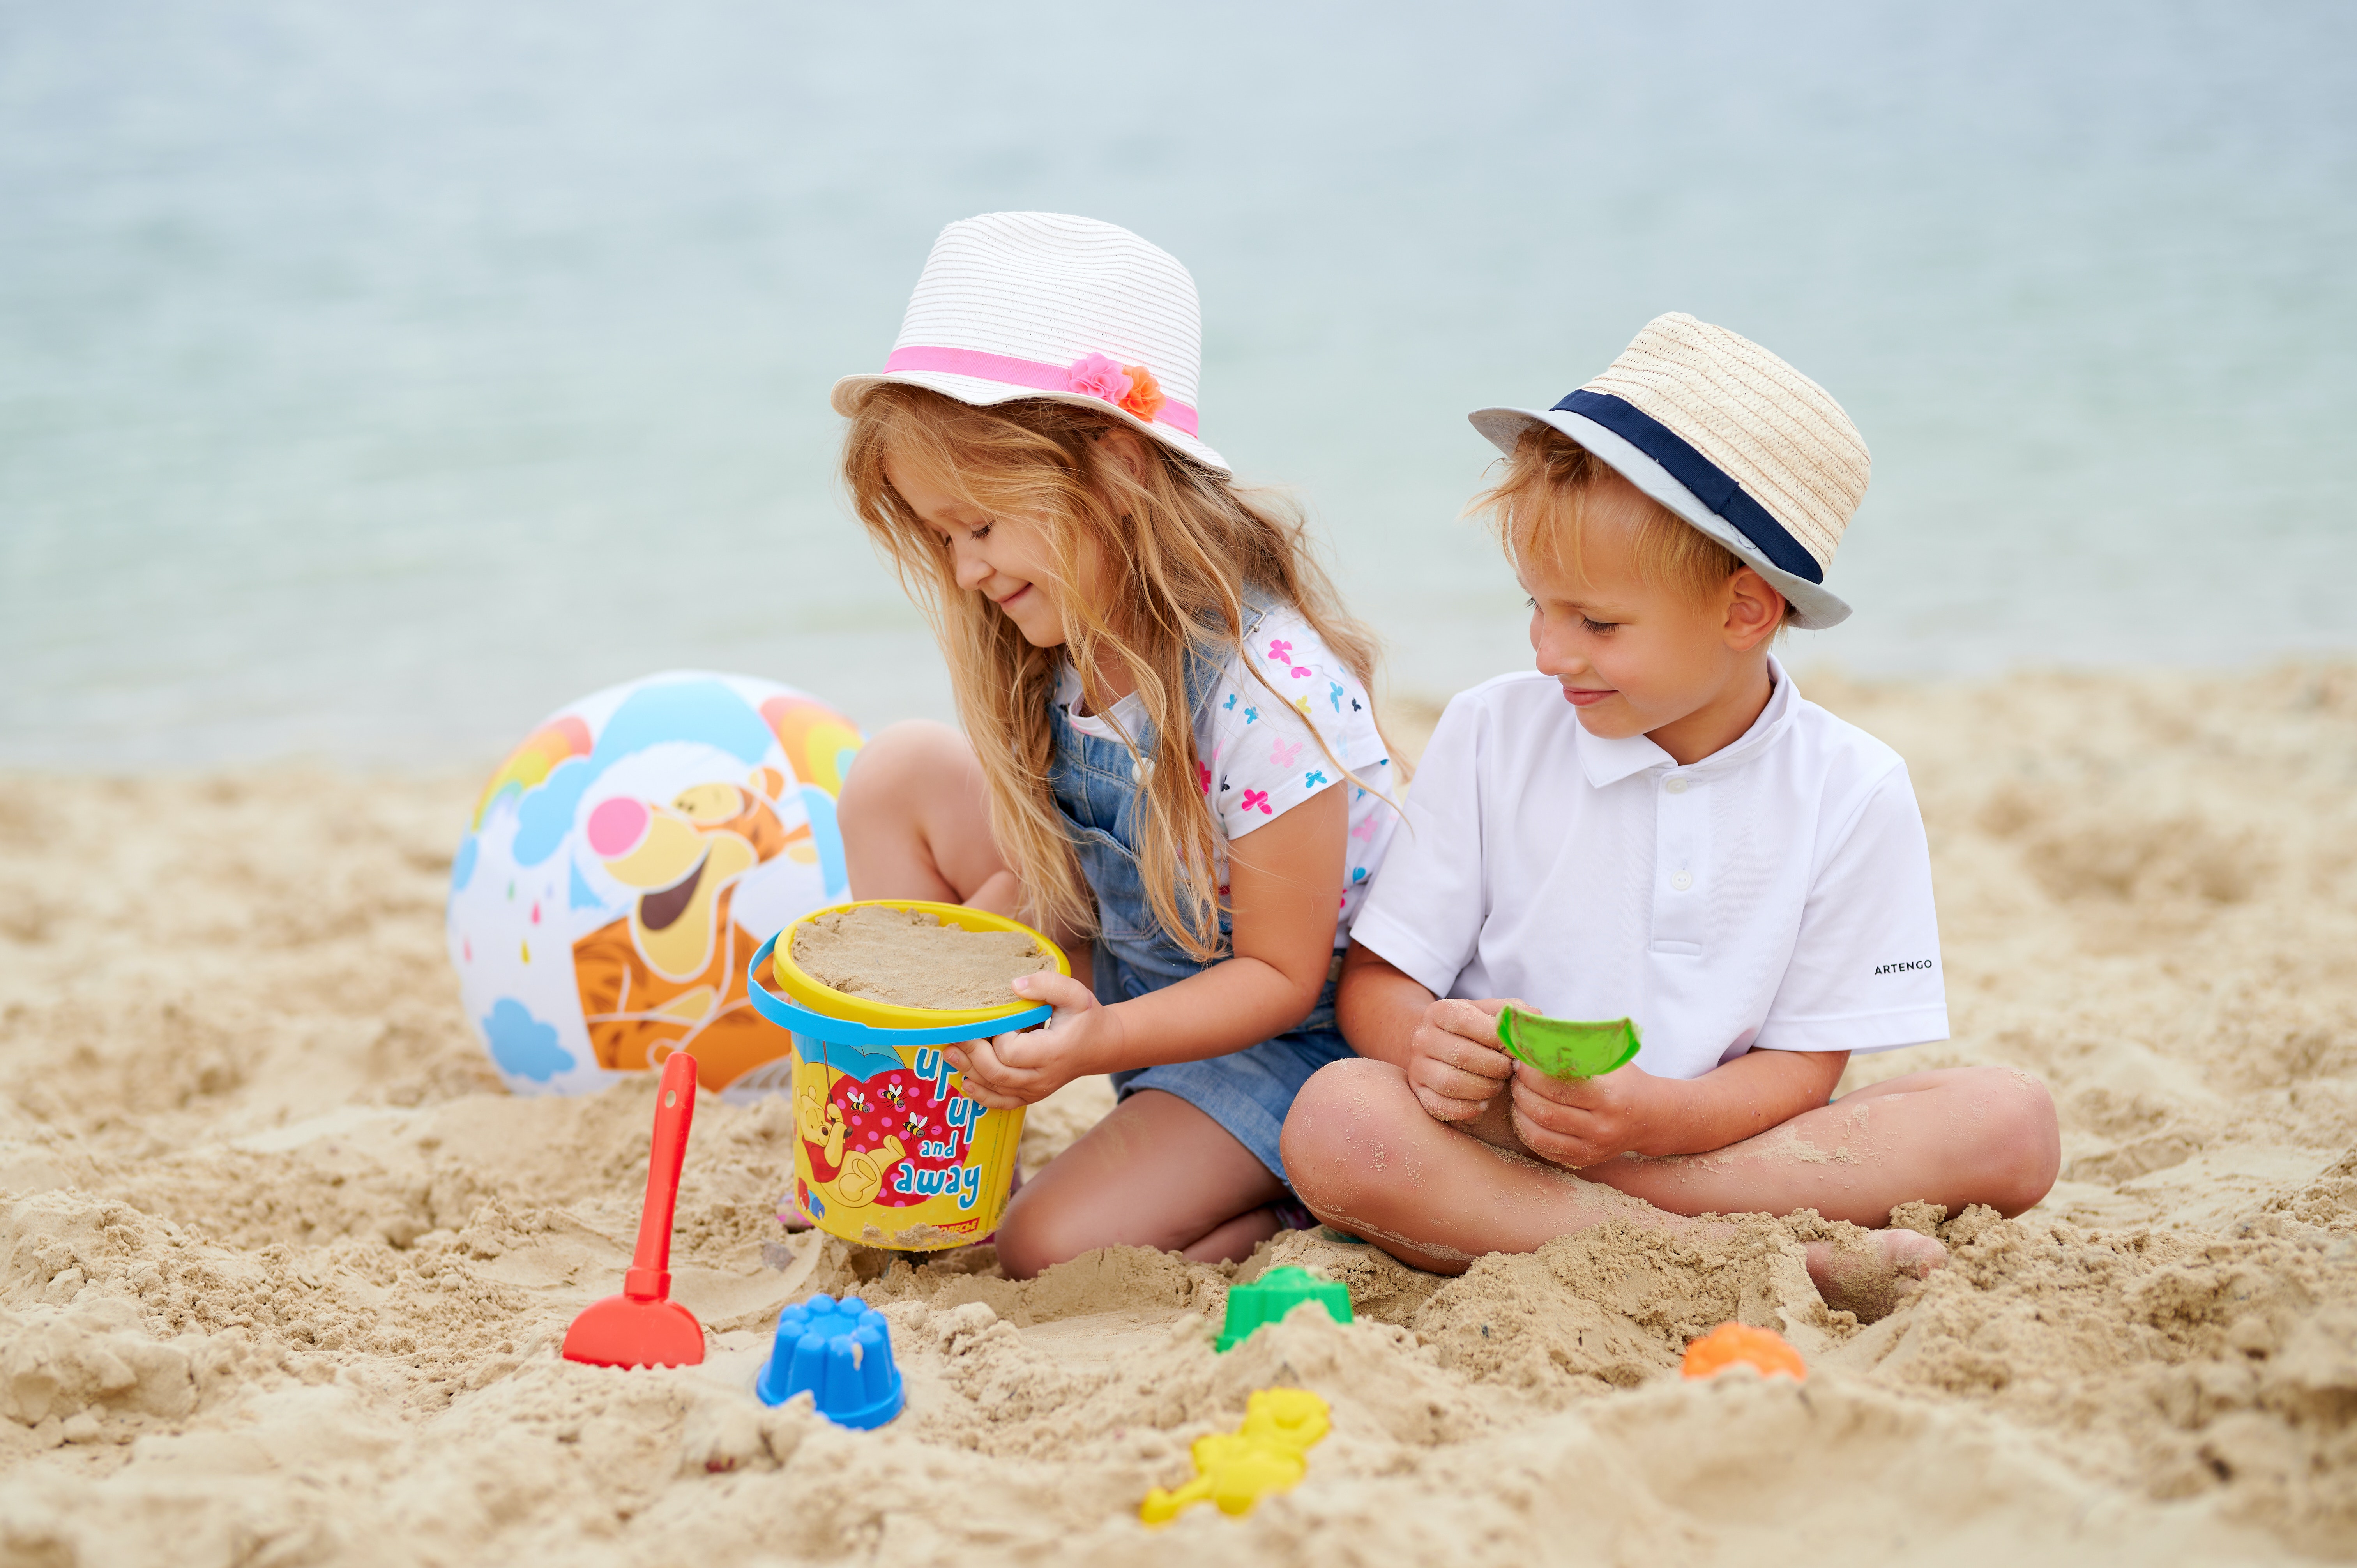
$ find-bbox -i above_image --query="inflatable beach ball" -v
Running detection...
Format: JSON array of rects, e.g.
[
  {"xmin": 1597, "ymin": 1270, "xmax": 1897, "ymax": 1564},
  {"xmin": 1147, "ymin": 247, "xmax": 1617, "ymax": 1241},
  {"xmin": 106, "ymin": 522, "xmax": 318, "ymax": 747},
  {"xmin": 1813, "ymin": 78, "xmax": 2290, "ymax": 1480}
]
[{"xmin": 448, "ymin": 672, "xmax": 864, "ymax": 1101}]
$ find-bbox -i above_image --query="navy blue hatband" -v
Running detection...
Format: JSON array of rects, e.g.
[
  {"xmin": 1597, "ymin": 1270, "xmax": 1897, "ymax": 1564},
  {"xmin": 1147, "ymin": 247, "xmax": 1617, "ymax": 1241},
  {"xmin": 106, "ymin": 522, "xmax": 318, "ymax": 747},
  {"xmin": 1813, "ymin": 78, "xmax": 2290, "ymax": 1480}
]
[{"xmin": 1549, "ymin": 389, "xmax": 1823, "ymax": 585}]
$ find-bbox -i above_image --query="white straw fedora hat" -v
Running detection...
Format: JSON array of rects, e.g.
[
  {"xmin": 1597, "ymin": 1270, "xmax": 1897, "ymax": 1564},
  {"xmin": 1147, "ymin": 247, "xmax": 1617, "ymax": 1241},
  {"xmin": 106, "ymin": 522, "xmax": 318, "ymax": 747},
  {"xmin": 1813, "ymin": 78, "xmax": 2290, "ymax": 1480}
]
[
  {"xmin": 832, "ymin": 212, "xmax": 1227, "ymax": 473},
  {"xmin": 1470, "ymin": 313, "xmax": 1869, "ymax": 630}
]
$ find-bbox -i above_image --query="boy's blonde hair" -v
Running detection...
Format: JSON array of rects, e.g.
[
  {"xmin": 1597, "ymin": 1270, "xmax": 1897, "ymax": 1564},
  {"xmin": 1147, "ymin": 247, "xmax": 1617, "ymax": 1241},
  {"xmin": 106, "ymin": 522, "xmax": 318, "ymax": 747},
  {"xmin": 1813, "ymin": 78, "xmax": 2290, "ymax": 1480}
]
[
  {"xmin": 1475, "ymin": 427, "xmax": 1786, "ymax": 621},
  {"xmin": 842, "ymin": 384, "xmax": 1385, "ymax": 962}
]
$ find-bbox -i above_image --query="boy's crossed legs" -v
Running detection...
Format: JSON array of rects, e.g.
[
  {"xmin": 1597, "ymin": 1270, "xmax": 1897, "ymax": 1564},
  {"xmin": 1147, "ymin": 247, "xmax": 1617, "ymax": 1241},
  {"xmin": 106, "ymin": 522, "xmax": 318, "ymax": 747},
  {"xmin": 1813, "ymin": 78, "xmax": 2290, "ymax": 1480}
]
[{"xmin": 1281, "ymin": 1052, "xmax": 2059, "ymax": 1315}]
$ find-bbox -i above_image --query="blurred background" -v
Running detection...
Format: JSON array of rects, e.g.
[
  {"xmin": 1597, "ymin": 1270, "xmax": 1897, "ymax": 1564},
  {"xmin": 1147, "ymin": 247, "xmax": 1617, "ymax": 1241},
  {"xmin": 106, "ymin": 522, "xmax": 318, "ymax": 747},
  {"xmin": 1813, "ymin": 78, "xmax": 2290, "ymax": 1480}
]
[{"xmin": 3, "ymin": 0, "xmax": 2352, "ymax": 769}]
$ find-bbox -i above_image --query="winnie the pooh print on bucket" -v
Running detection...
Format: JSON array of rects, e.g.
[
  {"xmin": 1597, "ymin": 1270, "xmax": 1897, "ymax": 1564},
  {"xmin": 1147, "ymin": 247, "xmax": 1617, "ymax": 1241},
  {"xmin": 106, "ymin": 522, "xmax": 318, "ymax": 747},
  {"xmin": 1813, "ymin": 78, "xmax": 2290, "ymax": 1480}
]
[
  {"xmin": 790, "ymin": 1042, "xmax": 1020, "ymax": 1248},
  {"xmin": 748, "ymin": 899, "xmax": 1067, "ymax": 1250}
]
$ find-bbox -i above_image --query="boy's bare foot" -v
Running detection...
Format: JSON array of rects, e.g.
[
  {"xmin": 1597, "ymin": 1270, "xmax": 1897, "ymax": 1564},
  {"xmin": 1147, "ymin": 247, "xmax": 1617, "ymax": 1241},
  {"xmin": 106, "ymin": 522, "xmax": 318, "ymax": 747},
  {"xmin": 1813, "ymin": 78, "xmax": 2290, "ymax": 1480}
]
[{"xmin": 1802, "ymin": 1227, "xmax": 1946, "ymax": 1323}]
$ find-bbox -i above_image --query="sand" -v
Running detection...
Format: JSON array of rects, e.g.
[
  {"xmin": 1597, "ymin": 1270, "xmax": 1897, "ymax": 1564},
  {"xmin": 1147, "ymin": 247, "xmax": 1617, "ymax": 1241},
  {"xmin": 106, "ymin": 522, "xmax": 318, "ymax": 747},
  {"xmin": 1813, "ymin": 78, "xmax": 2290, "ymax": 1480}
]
[
  {"xmin": 792, "ymin": 906, "xmax": 1051, "ymax": 1012},
  {"xmin": 2, "ymin": 663, "xmax": 2355, "ymax": 1566}
]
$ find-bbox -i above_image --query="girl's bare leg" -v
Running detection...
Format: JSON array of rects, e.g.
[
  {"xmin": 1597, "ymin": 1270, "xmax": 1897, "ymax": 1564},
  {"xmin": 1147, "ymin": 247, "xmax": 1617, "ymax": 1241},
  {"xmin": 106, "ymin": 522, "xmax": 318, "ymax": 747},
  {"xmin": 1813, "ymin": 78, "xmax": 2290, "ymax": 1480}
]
[
  {"xmin": 994, "ymin": 1089, "xmax": 1286, "ymax": 1280},
  {"xmin": 1280, "ymin": 1058, "xmax": 2054, "ymax": 1313},
  {"xmin": 838, "ymin": 719, "xmax": 1023, "ymax": 915},
  {"xmin": 843, "ymin": 724, "xmax": 1280, "ymax": 1278}
]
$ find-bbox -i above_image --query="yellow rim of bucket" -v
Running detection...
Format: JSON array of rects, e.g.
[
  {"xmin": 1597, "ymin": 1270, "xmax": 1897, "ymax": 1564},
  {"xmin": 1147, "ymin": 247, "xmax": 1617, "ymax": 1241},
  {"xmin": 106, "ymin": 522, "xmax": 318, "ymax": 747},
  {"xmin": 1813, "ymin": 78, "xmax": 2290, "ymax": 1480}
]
[{"xmin": 772, "ymin": 898, "xmax": 1072, "ymax": 1031}]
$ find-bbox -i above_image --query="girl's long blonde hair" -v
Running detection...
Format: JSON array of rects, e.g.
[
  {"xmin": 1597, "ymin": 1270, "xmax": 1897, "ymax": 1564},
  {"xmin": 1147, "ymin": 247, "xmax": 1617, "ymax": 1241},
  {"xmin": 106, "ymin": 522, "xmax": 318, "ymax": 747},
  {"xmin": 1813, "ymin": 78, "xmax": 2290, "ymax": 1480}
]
[{"xmin": 843, "ymin": 384, "xmax": 1385, "ymax": 962}]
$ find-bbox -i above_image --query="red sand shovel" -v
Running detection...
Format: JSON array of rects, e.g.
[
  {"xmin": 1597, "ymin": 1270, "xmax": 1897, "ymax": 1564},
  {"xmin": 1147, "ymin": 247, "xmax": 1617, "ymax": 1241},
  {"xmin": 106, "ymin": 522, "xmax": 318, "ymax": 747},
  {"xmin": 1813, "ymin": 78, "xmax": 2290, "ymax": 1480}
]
[{"xmin": 562, "ymin": 1051, "xmax": 706, "ymax": 1368}]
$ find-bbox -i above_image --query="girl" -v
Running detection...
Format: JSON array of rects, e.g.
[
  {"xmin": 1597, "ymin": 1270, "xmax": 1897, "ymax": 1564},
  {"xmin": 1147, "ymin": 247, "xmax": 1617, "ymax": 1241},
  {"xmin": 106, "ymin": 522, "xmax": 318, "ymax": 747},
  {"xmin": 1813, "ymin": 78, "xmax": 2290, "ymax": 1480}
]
[{"xmin": 829, "ymin": 212, "xmax": 1396, "ymax": 1279}]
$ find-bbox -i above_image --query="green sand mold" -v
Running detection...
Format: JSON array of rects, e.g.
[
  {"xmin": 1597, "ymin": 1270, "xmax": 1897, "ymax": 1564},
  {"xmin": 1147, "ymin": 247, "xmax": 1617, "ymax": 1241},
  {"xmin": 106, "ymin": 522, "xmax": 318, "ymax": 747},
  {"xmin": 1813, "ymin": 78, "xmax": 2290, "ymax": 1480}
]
[
  {"xmin": 1216, "ymin": 1266, "xmax": 1352, "ymax": 1352},
  {"xmin": 1496, "ymin": 1008, "xmax": 1642, "ymax": 1080}
]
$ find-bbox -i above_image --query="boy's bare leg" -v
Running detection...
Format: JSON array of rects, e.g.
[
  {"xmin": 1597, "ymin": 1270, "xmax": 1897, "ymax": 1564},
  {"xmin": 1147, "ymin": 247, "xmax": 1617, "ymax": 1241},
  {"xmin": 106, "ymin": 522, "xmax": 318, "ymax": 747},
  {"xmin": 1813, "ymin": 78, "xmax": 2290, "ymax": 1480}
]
[
  {"xmin": 1571, "ymin": 1065, "xmax": 2058, "ymax": 1223},
  {"xmin": 1281, "ymin": 1059, "xmax": 1682, "ymax": 1272},
  {"xmin": 1281, "ymin": 1058, "xmax": 2054, "ymax": 1312}
]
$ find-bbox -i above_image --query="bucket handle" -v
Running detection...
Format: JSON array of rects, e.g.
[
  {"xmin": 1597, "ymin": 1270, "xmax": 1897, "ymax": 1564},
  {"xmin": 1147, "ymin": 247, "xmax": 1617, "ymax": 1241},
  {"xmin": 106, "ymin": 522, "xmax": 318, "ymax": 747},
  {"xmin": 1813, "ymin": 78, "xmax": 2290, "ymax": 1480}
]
[{"xmin": 746, "ymin": 932, "xmax": 1053, "ymax": 1047}]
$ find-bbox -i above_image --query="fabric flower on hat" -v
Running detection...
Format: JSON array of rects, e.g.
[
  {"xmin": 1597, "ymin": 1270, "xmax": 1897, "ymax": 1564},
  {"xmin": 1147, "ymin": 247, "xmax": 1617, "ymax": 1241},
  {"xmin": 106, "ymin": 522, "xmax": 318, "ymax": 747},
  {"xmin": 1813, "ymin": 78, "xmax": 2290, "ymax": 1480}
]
[
  {"xmin": 1118, "ymin": 363, "xmax": 1166, "ymax": 423},
  {"xmin": 1066, "ymin": 353, "xmax": 1135, "ymax": 406}
]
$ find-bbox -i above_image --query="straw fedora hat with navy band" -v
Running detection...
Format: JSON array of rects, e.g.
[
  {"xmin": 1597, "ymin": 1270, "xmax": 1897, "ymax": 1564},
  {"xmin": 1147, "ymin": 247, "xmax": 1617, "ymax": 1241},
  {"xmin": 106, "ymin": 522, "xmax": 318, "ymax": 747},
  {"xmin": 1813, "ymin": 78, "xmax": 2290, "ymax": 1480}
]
[
  {"xmin": 832, "ymin": 211, "xmax": 1229, "ymax": 475},
  {"xmin": 1470, "ymin": 313, "xmax": 1869, "ymax": 630}
]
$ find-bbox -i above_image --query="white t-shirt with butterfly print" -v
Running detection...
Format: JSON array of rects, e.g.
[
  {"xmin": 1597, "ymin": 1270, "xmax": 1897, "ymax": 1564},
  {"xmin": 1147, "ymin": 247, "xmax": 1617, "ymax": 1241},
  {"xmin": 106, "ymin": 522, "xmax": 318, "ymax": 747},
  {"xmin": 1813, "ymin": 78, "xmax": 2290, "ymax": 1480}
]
[{"xmin": 1053, "ymin": 605, "xmax": 1399, "ymax": 947}]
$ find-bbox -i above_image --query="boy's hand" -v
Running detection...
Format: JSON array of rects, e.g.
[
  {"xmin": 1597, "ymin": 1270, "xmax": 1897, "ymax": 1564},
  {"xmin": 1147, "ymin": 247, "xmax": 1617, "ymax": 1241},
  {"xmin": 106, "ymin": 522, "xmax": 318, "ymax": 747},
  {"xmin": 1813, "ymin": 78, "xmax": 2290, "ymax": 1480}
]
[
  {"xmin": 945, "ymin": 971, "xmax": 1113, "ymax": 1109},
  {"xmin": 1404, "ymin": 998, "xmax": 1519, "ymax": 1123},
  {"xmin": 1509, "ymin": 1061, "xmax": 1664, "ymax": 1169}
]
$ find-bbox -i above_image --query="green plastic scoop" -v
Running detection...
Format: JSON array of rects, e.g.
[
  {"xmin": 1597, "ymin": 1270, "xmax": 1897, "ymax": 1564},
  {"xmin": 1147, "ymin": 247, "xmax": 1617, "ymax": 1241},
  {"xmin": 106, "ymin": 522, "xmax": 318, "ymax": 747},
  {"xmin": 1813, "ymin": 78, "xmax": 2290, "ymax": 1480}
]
[{"xmin": 1495, "ymin": 1007, "xmax": 1642, "ymax": 1080}]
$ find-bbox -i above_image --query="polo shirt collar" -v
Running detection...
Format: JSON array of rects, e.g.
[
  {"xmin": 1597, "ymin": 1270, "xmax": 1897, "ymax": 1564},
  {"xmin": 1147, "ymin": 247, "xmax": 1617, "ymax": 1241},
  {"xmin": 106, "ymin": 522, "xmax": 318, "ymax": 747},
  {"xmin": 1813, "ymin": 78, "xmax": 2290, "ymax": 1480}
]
[{"xmin": 1575, "ymin": 655, "xmax": 1799, "ymax": 788}]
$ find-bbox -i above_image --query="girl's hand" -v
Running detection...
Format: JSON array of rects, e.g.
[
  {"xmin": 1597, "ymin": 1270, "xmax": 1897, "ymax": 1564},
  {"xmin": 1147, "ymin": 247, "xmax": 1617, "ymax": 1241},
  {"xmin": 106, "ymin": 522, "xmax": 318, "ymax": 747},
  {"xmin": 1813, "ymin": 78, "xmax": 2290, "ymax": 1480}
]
[
  {"xmin": 944, "ymin": 971, "xmax": 1117, "ymax": 1109},
  {"xmin": 1404, "ymin": 997, "xmax": 1518, "ymax": 1123},
  {"xmin": 1508, "ymin": 1061, "xmax": 1664, "ymax": 1169}
]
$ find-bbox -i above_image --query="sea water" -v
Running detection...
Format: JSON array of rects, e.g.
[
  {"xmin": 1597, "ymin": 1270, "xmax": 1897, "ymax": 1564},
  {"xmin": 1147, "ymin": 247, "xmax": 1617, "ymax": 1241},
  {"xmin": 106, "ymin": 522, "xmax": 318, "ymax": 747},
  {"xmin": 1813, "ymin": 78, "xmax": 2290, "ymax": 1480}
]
[{"xmin": 3, "ymin": 0, "xmax": 2353, "ymax": 768}]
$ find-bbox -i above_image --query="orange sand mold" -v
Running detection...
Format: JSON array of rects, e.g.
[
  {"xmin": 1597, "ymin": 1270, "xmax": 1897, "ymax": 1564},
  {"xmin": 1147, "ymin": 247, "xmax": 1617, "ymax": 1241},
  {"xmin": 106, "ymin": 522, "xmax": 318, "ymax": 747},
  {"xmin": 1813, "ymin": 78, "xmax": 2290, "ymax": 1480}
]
[{"xmin": 1682, "ymin": 1322, "xmax": 1808, "ymax": 1382}]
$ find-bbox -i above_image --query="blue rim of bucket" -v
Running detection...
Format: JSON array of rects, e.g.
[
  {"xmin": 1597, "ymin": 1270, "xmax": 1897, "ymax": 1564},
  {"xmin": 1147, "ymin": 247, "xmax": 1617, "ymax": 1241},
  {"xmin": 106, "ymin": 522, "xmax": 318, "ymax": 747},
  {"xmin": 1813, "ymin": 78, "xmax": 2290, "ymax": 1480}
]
[{"xmin": 746, "ymin": 931, "xmax": 1052, "ymax": 1047}]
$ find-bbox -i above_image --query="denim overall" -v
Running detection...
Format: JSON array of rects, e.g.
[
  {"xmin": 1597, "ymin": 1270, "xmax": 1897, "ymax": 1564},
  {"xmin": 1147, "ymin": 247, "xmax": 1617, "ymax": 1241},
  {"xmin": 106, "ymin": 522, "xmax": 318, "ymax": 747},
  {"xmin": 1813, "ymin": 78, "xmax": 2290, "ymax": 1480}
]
[{"xmin": 1045, "ymin": 599, "xmax": 1353, "ymax": 1188}]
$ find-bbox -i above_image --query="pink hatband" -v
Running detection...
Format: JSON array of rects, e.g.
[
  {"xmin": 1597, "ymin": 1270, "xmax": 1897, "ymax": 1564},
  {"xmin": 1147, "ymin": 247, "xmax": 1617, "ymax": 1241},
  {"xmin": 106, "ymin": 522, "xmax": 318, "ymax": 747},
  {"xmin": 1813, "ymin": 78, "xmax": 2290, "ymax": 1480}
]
[{"xmin": 881, "ymin": 346, "xmax": 1199, "ymax": 436}]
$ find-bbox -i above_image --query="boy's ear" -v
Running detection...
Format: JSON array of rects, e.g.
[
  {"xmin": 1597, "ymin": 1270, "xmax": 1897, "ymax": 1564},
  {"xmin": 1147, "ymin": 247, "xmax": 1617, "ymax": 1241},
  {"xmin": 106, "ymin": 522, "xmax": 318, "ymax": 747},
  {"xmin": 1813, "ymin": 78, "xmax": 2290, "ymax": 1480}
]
[{"xmin": 1723, "ymin": 568, "xmax": 1786, "ymax": 652}]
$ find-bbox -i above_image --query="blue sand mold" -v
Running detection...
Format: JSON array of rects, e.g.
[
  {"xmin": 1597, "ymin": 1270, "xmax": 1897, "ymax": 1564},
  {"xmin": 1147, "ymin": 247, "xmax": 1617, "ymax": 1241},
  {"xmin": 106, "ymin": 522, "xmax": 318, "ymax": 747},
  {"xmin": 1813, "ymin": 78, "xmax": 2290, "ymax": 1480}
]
[{"xmin": 757, "ymin": 1294, "xmax": 903, "ymax": 1429}]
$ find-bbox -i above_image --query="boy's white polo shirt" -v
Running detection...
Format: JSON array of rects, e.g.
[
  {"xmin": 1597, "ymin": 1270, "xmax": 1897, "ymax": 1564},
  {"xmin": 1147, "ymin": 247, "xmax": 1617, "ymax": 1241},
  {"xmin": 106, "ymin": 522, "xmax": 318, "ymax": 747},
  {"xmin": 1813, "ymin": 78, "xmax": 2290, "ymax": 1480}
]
[{"xmin": 1351, "ymin": 657, "xmax": 1948, "ymax": 1081}]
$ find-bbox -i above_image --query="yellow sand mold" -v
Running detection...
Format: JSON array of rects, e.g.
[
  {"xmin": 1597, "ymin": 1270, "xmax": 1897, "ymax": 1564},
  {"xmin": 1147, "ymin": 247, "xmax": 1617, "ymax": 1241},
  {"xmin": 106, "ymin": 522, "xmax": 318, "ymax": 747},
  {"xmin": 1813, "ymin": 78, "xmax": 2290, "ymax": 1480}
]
[{"xmin": 1140, "ymin": 1388, "xmax": 1330, "ymax": 1525}]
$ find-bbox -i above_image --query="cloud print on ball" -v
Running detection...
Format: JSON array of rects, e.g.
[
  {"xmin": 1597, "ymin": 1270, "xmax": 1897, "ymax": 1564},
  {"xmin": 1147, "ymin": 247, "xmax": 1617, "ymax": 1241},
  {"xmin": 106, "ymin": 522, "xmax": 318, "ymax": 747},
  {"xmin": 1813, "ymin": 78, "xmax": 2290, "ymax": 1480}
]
[{"xmin": 479, "ymin": 997, "xmax": 574, "ymax": 1083}]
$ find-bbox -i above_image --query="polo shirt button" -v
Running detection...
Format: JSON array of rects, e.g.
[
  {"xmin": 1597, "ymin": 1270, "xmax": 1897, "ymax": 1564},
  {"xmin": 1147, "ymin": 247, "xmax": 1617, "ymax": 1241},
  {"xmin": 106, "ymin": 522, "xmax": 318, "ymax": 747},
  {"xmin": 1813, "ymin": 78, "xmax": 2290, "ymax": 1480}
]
[
  {"xmin": 1671, "ymin": 871, "xmax": 1693, "ymax": 891},
  {"xmin": 1664, "ymin": 776, "xmax": 1689, "ymax": 794}
]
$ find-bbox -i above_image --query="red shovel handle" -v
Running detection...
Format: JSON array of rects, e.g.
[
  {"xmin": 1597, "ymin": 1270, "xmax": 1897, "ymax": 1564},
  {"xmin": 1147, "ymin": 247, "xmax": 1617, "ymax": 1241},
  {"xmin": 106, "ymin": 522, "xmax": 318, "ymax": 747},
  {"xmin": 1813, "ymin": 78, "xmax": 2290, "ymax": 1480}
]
[{"xmin": 623, "ymin": 1052, "xmax": 698, "ymax": 1301}]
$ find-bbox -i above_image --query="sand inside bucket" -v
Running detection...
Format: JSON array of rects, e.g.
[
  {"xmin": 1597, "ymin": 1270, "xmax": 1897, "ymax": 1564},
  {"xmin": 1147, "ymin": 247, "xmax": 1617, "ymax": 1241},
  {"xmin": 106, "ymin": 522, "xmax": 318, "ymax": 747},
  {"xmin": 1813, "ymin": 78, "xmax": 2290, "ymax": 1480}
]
[{"xmin": 791, "ymin": 905, "xmax": 1053, "ymax": 1011}]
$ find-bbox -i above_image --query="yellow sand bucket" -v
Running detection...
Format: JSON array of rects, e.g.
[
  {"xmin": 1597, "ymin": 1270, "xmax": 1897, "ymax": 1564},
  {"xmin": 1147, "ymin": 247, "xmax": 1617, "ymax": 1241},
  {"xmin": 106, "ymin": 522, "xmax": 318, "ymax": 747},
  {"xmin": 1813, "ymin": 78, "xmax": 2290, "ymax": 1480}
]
[{"xmin": 746, "ymin": 900, "xmax": 1068, "ymax": 1251}]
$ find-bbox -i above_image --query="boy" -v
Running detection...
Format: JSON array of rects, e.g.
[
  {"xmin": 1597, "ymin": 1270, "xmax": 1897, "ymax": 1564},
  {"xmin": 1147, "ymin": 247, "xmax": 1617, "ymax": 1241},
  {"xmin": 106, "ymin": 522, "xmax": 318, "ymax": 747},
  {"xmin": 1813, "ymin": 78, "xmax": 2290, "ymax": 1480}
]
[{"xmin": 1281, "ymin": 314, "xmax": 2059, "ymax": 1309}]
